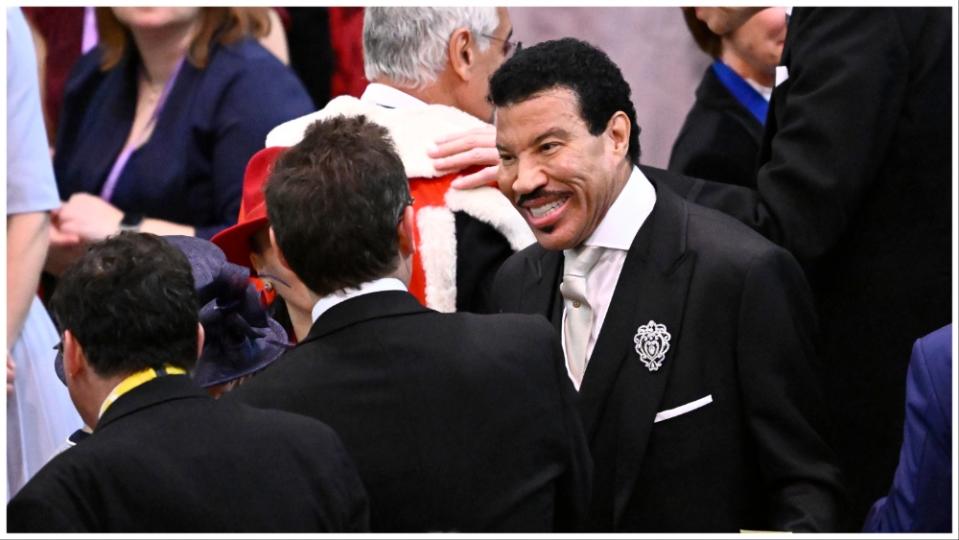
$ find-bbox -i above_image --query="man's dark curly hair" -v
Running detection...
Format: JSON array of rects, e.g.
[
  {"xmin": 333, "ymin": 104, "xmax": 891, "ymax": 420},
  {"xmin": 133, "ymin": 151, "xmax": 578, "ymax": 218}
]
[
  {"xmin": 49, "ymin": 232, "xmax": 199, "ymax": 377},
  {"xmin": 265, "ymin": 115, "xmax": 412, "ymax": 297},
  {"xmin": 489, "ymin": 37, "xmax": 641, "ymax": 165}
]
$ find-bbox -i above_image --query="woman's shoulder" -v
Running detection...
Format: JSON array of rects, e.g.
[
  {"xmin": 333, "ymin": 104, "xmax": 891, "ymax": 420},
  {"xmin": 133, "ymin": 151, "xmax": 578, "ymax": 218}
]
[
  {"xmin": 208, "ymin": 37, "xmax": 290, "ymax": 76},
  {"xmin": 203, "ymin": 37, "xmax": 312, "ymax": 112},
  {"xmin": 63, "ymin": 47, "xmax": 112, "ymax": 97}
]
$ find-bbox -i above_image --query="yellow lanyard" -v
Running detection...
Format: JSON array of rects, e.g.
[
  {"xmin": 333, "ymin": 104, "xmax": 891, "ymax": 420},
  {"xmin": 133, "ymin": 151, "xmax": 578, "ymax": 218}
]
[{"xmin": 98, "ymin": 364, "xmax": 187, "ymax": 419}]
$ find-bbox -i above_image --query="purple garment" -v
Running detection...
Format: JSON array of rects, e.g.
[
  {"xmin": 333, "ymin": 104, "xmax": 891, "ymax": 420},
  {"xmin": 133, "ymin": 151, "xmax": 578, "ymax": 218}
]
[{"xmin": 81, "ymin": 6, "xmax": 97, "ymax": 54}]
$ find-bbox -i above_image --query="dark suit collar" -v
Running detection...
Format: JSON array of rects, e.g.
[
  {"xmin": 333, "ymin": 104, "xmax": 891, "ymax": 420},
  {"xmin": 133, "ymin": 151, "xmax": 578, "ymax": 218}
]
[
  {"xmin": 96, "ymin": 374, "xmax": 208, "ymax": 432},
  {"xmin": 615, "ymin": 170, "xmax": 690, "ymax": 272},
  {"xmin": 301, "ymin": 290, "xmax": 430, "ymax": 344}
]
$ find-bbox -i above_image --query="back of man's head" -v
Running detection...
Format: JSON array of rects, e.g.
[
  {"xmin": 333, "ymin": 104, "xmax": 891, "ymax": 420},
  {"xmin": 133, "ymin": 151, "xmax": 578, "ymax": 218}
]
[
  {"xmin": 265, "ymin": 115, "xmax": 411, "ymax": 297},
  {"xmin": 50, "ymin": 232, "xmax": 199, "ymax": 378},
  {"xmin": 363, "ymin": 6, "xmax": 498, "ymax": 88},
  {"xmin": 489, "ymin": 37, "xmax": 641, "ymax": 165}
]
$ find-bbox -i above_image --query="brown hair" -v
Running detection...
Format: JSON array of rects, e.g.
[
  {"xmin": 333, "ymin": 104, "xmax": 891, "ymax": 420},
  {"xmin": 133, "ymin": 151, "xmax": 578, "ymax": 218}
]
[
  {"xmin": 96, "ymin": 7, "xmax": 271, "ymax": 71},
  {"xmin": 681, "ymin": 7, "xmax": 722, "ymax": 59},
  {"xmin": 265, "ymin": 116, "xmax": 412, "ymax": 297}
]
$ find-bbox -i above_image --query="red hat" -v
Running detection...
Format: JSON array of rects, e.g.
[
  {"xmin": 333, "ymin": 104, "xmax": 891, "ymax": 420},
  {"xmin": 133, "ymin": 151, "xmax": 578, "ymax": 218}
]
[{"xmin": 212, "ymin": 146, "xmax": 287, "ymax": 269}]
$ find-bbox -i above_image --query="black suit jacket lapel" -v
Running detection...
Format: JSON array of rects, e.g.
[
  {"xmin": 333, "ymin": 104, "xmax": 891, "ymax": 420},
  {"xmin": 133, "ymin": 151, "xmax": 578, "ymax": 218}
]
[{"xmin": 576, "ymin": 183, "xmax": 698, "ymax": 526}]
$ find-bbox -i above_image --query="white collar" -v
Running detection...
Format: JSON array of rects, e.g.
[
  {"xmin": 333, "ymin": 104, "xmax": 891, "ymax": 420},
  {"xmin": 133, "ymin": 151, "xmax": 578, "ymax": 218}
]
[
  {"xmin": 311, "ymin": 277, "xmax": 408, "ymax": 322},
  {"xmin": 584, "ymin": 165, "xmax": 656, "ymax": 251},
  {"xmin": 360, "ymin": 83, "xmax": 428, "ymax": 110},
  {"xmin": 745, "ymin": 77, "xmax": 773, "ymax": 102}
]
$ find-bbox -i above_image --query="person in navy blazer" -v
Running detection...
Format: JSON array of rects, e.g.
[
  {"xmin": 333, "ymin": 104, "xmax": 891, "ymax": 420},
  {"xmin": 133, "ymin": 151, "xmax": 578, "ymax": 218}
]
[
  {"xmin": 863, "ymin": 324, "xmax": 952, "ymax": 533},
  {"xmin": 50, "ymin": 8, "xmax": 313, "ymax": 270},
  {"xmin": 488, "ymin": 38, "xmax": 844, "ymax": 532}
]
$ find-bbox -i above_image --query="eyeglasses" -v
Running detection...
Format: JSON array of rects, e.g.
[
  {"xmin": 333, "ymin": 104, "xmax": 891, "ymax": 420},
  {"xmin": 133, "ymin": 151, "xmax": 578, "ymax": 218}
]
[
  {"xmin": 53, "ymin": 340, "xmax": 65, "ymax": 383},
  {"xmin": 482, "ymin": 33, "xmax": 522, "ymax": 58}
]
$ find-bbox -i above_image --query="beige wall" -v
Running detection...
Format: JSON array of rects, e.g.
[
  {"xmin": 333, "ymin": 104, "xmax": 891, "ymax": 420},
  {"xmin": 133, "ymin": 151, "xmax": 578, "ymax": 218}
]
[{"xmin": 509, "ymin": 7, "xmax": 709, "ymax": 169}]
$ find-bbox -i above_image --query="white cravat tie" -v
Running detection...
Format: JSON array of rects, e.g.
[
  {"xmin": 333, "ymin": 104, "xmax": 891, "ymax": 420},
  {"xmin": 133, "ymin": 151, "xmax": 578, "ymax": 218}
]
[{"xmin": 560, "ymin": 246, "xmax": 603, "ymax": 387}]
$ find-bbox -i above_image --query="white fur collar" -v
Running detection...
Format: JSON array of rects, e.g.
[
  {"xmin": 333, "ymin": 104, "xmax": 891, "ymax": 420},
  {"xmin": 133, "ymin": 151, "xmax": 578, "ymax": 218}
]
[{"xmin": 265, "ymin": 96, "xmax": 487, "ymax": 179}]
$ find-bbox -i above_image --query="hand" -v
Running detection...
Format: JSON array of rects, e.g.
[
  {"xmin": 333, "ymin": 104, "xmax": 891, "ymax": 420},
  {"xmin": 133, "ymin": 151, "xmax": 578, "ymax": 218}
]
[
  {"xmin": 45, "ymin": 219, "xmax": 88, "ymax": 277},
  {"xmin": 7, "ymin": 354, "xmax": 15, "ymax": 395},
  {"xmin": 56, "ymin": 193, "xmax": 124, "ymax": 242},
  {"xmin": 428, "ymin": 125, "xmax": 501, "ymax": 190}
]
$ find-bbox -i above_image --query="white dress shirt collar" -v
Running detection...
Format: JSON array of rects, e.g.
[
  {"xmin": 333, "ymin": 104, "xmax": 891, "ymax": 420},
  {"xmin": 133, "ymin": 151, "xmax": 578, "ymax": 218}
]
[
  {"xmin": 745, "ymin": 77, "xmax": 773, "ymax": 101},
  {"xmin": 360, "ymin": 83, "xmax": 428, "ymax": 110},
  {"xmin": 582, "ymin": 165, "xmax": 656, "ymax": 251},
  {"xmin": 311, "ymin": 277, "xmax": 408, "ymax": 323}
]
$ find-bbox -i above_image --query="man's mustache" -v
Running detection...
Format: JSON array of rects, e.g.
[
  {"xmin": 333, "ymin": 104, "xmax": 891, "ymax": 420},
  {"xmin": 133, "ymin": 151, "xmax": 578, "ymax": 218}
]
[{"xmin": 517, "ymin": 188, "xmax": 567, "ymax": 207}]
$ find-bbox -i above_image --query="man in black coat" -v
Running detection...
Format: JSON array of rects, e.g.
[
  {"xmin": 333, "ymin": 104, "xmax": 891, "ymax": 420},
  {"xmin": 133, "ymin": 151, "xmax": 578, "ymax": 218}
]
[
  {"xmin": 657, "ymin": 8, "xmax": 952, "ymax": 526},
  {"xmin": 488, "ymin": 37, "xmax": 844, "ymax": 532},
  {"xmin": 6, "ymin": 233, "xmax": 369, "ymax": 532},
  {"xmin": 228, "ymin": 114, "xmax": 591, "ymax": 532}
]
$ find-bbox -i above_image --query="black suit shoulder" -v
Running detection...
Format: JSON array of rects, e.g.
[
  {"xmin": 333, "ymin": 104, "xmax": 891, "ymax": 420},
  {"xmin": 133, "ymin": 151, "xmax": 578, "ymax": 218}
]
[
  {"xmin": 8, "ymin": 383, "xmax": 370, "ymax": 532},
  {"xmin": 454, "ymin": 211, "xmax": 516, "ymax": 313},
  {"xmin": 230, "ymin": 297, "xmax": 591, "ymax": 532},
  {"xmin": 684, "ymin": 197, "xmax": 795, "ymax": 268},
  {"xmin": 669, "ymin": 66, "xmax": 763, "ymax": 187}
]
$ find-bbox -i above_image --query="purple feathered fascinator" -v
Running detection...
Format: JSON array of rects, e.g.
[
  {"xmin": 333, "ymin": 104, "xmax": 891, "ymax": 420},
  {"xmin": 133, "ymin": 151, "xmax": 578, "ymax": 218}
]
[{"xmin": 164, "ymin": 235, "xmax": 289, "ymax": 388}]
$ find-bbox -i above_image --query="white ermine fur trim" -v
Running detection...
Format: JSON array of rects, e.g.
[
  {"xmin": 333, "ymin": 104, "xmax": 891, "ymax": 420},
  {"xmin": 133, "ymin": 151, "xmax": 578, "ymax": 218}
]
[
  {"xmin": 445, "ymin": 187, "xmax": 535, "ymax": 252},
  {"xmin": 265, "ymin": 96, "xmax": 486, "ymax": 179},
  {"xmin": 416, "ymin": 206, "xmax": 458, "ymax": 313}
]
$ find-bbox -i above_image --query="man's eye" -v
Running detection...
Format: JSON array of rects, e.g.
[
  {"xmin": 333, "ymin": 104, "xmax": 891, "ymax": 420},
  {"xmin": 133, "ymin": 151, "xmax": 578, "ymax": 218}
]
[
  {"xmin": 499, "ymin": 154, "xmax": 515, "ymax": 164},
  {"xmin": 540, "ymin": 142, "xmax": 559, "ymax": 153}
]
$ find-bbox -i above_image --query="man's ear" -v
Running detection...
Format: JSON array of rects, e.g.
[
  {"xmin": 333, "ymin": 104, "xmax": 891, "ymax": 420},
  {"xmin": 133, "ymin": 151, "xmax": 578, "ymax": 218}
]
[
  {"xmin": 268, "ymin": 227, "xmax": 294, "ymax": 272},
  {"xmin": 62, "ymin": 329, "xmax": 87, "ymax": 382},
  {"xmin": 605, "ymin": 111, "xmax": 631, "ymax": 161},
  {"xmin": 249, "ymin": 251, "xmax": 264, "ymax": 274},
  {"xmin": 397, "ymin": 205, "xmax": 416, "ymax": 257},
  {"xmin": 447, "ymin": 27, "xmax": 475, "ymax": 82},
  {"xmin": 196, "ymin": 323, "xmax": 205, "ymax": 361}
]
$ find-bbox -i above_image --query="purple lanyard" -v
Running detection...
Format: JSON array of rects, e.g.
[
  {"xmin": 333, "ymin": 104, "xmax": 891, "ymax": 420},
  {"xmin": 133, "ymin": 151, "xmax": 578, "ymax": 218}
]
[{"xmin": 100, "ymin": 57, "xmax": 184, "ymax": 202}]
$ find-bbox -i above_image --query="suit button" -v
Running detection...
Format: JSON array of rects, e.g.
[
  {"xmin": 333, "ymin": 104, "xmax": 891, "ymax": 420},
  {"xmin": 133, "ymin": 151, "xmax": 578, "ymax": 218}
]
[{"xmin": 573, "ymin": 301, "xmax": 582, "ymax": 308}]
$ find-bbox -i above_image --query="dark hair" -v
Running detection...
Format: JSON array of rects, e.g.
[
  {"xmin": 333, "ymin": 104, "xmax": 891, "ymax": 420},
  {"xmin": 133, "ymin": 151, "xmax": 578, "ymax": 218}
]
[
  {"xmin": 49, "ymin": 232, "xmax": 199, "ymax": 378},
  {"xmin": 681, "ymin": 7, "xmax": 722, "ymax": 58},
  {"xmin": 489, "ymin": 37, "xmax": 641, "ymax": 165},
  {"xmin": 97, "ymin": 7, "xmax": 271, "ymax": 71},
  {"xmin": 265, "ymin": 115, "xmax": 411, "ymax": 296}
]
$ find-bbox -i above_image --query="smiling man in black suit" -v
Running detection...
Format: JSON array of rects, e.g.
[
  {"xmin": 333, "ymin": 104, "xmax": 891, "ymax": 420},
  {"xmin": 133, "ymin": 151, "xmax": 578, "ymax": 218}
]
[
  {"xmin": 488, "ymin": 37, "xmax": 845, "ymax": 532},
  {"xmin": 228, "ymin": 114, "xmax": 591, "ymax": 532}
]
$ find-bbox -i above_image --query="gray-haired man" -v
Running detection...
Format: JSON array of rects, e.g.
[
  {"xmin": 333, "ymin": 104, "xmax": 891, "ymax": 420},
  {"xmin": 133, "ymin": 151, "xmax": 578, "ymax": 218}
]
[{"xmin": 264, "ymin": 7, "xmax": 532, "ymax": 314}]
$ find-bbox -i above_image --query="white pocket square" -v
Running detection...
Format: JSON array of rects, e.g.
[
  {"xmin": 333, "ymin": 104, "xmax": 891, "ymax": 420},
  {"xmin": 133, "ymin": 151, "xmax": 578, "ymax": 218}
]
[{"xmin": 654, "ymin": 394, "xmax": 713, "ymax": 423}]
